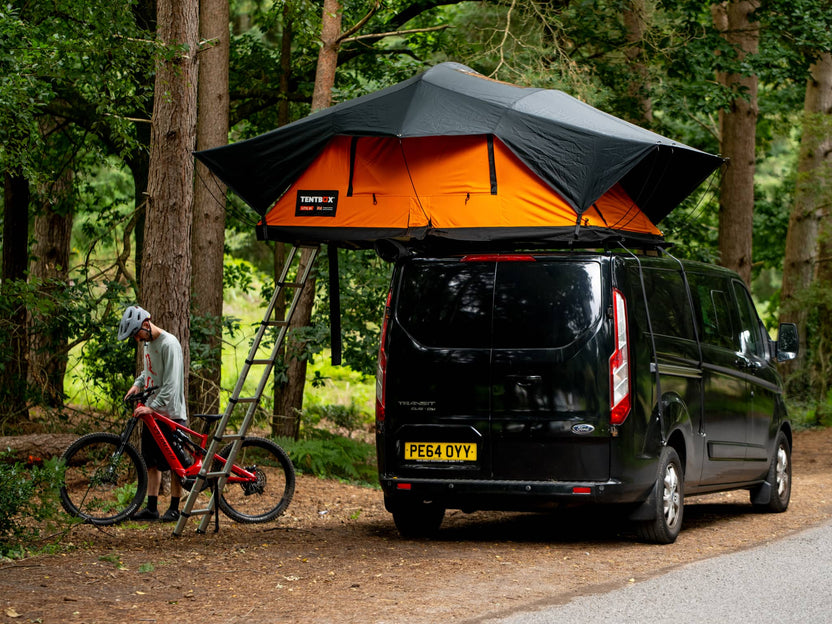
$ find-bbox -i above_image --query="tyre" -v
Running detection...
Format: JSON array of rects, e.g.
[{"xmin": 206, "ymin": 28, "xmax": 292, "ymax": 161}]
[
  {"xmin": 59, "ymin": 433, "xmax": 147, "ymax": 525},
  {"xmin": 635, "ymin": 446, "xmax": 684, "ymax": 544},
  {"xmin": 215, "ymin": 437, "xmax": 296, "ymax": 523},
  {"xmin": 752, "ymin": 431, "xmax": 791, "ymax": 513},
  {"xmin": 389, "ymin": 498, "xmax": 445, "ymax": 538}
]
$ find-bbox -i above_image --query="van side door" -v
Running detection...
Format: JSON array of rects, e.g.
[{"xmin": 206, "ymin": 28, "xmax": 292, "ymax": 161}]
[
  {"xmin": 687, "ymin": 272, "xmax": 751, "ymax": 484},
  {"xmin": 731, "ymin": 280, "xmax": 779, "ymax": 469}
]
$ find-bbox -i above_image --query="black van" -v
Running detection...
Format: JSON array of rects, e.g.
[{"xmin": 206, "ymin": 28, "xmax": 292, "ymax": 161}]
[{"xmin": 374, "ymin": 250, "xmax": 798, "ymax": 543}]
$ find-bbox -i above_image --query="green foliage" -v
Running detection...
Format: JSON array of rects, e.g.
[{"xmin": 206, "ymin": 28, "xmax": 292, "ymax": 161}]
[
  {"xmin": 75, "ymin": 302, "xmax": 137, "ymax": 417},
  {"xmin": 304, "ymin": 402, "xmax": 369, "ymax": 438},
  {"xmin": 317, "ymin": 249, "xmax": 392, "ymax": 376},
  {"xmin": 0, "ymin": 454, "xmax": 66, "ymax": 557},
  {"xmin": 0, "ymin": 0, "xmax": 154, "ymax": 180},
  {"xmin": 276, "ymin": 430, "xmax": 377, "ymax": 485}
]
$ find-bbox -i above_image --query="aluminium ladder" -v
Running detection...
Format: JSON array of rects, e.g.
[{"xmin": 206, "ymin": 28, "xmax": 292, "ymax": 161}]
[{"xmin": 174, "ymin": 244, "xmax": 319, "ymax": 535}]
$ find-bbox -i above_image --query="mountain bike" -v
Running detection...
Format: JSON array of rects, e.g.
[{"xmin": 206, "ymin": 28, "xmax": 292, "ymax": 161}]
[{"xmin": 59, "ymin": 385, "xmax": 296, "ymax": 526}]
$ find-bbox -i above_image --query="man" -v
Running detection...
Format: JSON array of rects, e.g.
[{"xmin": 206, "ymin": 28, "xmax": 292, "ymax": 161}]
[{"xmin": 119, "ymin": 305, "xmax": 187, "ymax": 522}]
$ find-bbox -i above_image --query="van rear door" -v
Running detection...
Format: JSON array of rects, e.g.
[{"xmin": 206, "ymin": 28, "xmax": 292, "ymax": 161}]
[
  {"xmin": 489, "ymin": 257, "xmax": 611, "ymax": 481},
  {"xmin": 382, "ymin": 257, "xmax": 494, "ymax": 479}
]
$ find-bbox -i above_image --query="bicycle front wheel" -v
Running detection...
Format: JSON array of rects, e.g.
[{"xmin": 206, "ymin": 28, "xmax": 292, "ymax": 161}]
[
  {"xmin": 216, "ymin": 437, "xmax": 295, "ymax": 523},
  {"xmin": 59, "ymin": 433, "xmax": 148, "ymax": 525}
]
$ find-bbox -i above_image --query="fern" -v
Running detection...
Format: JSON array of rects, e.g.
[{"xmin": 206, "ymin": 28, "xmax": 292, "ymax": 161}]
[{"xmin": 275, "ymin": 432, "xmax": 377, "ymax": 486}]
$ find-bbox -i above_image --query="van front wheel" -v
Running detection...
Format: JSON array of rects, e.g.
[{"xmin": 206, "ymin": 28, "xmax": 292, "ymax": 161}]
[
  {"xmin": 635, "ymin": 446, "xmax": 684, "ymax": 544},
  {"xmin": 389, "ymin": 499, "xmax": 445, "ymax": 538},
  {"xmin": 751, "ymin": 431, "xmax": 791, "ymax": 513}
]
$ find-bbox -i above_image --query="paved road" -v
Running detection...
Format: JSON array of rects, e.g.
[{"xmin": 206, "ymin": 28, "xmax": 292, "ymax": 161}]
[{"xmin": 487, "ymin": 521, "xmax": 832, "ymax": 624}]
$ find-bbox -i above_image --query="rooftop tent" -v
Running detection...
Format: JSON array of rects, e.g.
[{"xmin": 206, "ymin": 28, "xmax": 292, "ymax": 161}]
[
  {"xmin": 195, "ymin": 62, "xmax": 723, "ymax": 247},
  {"xmin": 258, "ymin": 134, "xmax": 662, "ymax": 245}
]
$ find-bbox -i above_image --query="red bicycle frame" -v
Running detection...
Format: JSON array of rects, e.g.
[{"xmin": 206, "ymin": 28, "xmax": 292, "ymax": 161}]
[{"xmin": 134, "ymin": 404, "xmax": 257, "ymax": 485}]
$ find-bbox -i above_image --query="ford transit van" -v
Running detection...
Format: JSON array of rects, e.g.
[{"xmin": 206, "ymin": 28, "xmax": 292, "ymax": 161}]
[{"xmin": 375, "ymin": 250, "xmax": 798, "ymax": 543}]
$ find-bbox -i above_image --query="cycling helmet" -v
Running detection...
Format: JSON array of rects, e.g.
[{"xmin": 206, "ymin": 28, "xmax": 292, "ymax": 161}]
[{"xmin": 118, "ymin": 305, "xmax": 151, "ymax": 340}]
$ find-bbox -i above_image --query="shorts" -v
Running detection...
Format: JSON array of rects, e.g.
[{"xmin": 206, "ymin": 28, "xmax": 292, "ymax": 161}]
[{"xmin": 141, "ymin": 419, "xmax": 186, "ymax": 471}]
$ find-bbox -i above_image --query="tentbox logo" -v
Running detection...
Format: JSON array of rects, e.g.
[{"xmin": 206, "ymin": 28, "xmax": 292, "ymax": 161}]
[{"xmin": 295, "ymin": 190, "xmax": 339, "ymax": 217}]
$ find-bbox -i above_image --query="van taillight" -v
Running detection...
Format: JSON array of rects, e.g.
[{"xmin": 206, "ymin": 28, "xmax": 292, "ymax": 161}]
[
  {"xmin": 609, "ymin": 288, "xmax": 631, "ymax": 425},
  {"xmin": 376, "ymin": 290, "xmax": 392, "ymax": 422}
]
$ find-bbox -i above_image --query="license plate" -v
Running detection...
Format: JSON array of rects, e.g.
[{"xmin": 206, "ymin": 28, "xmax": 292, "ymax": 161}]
[{"xmin": 404, "ymin": 442, "xmax": 477, "ymax": 462}]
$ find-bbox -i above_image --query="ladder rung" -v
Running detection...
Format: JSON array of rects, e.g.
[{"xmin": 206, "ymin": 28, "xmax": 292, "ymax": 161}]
[
  {"xmin": 216, "ymin": 433, "xmax": 243, "ymax": 442},
  {"xmin": 205, "ymin": 470, "xmax": 233, "ymax": 478},
  {"xmin": 246, "ymin": 359, "xmax": 272, "ymax": 366},
  {"xmin": 262, "ymin": 320, "xmax": 289, "ymax": 327},
  {"xmin": 234, "ymin": 398, "xmax": 257, "ymax": 404},
  {"xmin": 186, "ymin": 506, "xmax": 214, "ymax": 517}
]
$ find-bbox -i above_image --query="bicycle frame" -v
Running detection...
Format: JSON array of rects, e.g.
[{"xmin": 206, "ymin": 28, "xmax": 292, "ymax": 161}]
[{"xmin": 126, "ymin": 401, "xmax": 258, "ymax": 485}]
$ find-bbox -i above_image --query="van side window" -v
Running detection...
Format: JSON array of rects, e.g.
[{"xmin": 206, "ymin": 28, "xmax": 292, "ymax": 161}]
[
  {"xmin": 628, "ymin": 268, "xmax": 696, "ymax": 341},
  {"xmin": 732, "ymin": 282, "xmax": 764, "ymax": 357},
  {"xmin": 688, "ymin": 273, "xmax": 736, "ymax": 350},
  {"xmin": 397, "ymin": 261, "xmax": 493, "ymax": 348},
  {"xmin": 493, "ymin": 261, "xmax": 602, "ymax": 348}
]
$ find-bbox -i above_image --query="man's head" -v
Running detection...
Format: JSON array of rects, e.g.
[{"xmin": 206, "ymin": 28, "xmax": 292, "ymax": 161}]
[{"xmin": 118, "ymin": 305, "xmax": 151, "ymax": 341}]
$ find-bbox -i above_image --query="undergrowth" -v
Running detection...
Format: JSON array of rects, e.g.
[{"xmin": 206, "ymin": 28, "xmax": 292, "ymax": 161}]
[
  {"xmin": 276, "ymin": 429, "xmax": 377, "ymax": 486},
  {"xmin": 0, "ymin": 453, "xmax": 68, "ymax": 558}
]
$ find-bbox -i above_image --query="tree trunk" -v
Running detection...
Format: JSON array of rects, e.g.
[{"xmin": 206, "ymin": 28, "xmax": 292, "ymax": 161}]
[
  {"xmin": 141, "ymin": 0, "xmax": 199, "ymax": 379},
  {"xmin": 273, "ymin": 0, "xmax": 342, "ymax": 437},
  {"xmin": 128, "ymin": 121, "xmax": 151, "ymax": 297},
  {"xmin": 190, "ymin": 0, "xmax": 230, "ymax": 417},
  {"xmin": 28, "ymin": 189, "xmax": 74, "ymax": 408},
  {"xmin": 623, "ymin": 0, "xmax": 653, "ymax": 126},
  {"xmin": 712, "ymin": 0, "xmax": 759, "ymax": 285},
  {"xmin": 780, "ymin": 53, "xmax": 832, "ymax": 379},
  {"xmin": 271, "ymin": 8, "xmax": 295, "ymax": 437},
  {"xmin": 1, "ymin": 171, "xmax": 31, "ymax": 425}
]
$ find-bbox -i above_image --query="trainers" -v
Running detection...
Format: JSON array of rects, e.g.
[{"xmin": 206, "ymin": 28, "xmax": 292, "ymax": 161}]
[
  {"xmin": 160, "ymin": 508, "xmax": 180, "ymax": 523},
  {"xmin": 132, "ymin": 507, "xmax": 159, "ymax": 521}
]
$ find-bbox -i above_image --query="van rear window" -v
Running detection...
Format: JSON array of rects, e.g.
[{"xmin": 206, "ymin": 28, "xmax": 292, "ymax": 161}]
[
  {"xmin": 493, "ymin": 262, "xmax": 602, "ymax": 348},
  {"xmin": 396, "ymin": 261, "xmax": 494, "ymax": 348},
  {"xmin": 396, "ymin": 259, "xmax": 602, "ymax": 349}
]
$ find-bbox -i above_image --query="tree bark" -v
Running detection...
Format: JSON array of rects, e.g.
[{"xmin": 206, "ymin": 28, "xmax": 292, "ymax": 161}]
[
  {"xmin": 271, "ymin": 6, "xmax": 295, "ymax": 437},
  {"xmin": 780, "ymin": 53, "xmax": 832, "ymax": 378},
  {"xmin": 28, "ymin": 177, "xmax": 74, "ymax": 408},
  {"xmin": 142, "ymin": 0, "xmax": 199, "ymax": 380},
  {"xmin": 623, "ymin": 0, "xmax": 653, "ymax": 126},
  {"xmin": 190, "ymin": 0, "xmax": 230, "ymax": 416},
  {"xmin": 713, "ymin": 0, "xmax": 759, "ymax": 285},
  {"xmin": 1, "ymin": 171, "xmax": 31, "ymax": 425}
]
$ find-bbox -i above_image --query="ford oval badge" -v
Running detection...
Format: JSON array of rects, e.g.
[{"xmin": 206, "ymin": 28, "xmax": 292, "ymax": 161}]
[{"xmin": 571, "ymin": 423, "xmax": 595, "ymax": 435}]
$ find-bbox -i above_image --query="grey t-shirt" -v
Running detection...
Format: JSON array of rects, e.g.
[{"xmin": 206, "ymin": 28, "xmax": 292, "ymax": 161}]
[{"xmin": 133, "ymin": 329, "xmax": 187, "ymax": 422}]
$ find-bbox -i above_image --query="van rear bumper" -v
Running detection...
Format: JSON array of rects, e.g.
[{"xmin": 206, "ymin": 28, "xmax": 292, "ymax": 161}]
[{"xmin": 380, "ymin": 475, "xmax": 647, "ymax": 511}]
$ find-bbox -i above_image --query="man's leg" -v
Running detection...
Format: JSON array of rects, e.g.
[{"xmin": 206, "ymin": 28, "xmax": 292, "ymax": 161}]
[
  {"xmin": 160, "ymin": 473, "xmax": 183, "ymax": 522},
  {"xmin": 133, "ymin": 467, "xmax": 162, "ymax": 520}
]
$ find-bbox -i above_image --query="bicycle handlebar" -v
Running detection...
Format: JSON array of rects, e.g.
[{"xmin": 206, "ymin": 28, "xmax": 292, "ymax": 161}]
[{"xmin": 125, "ymin": 385, "xmax": 159, "ymax": 406}]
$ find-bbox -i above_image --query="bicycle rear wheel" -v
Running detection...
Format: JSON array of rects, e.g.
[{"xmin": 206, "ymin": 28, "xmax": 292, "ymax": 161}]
[
  {"xmin": 59, "ymin": 433, "xmax": 148, "ymax": 525},
  {"xmin": 215, "ymin": 437, "xmax": 295, "ymax": 523}
]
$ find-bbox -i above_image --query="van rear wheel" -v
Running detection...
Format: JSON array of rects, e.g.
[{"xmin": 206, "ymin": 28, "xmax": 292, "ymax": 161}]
[
  {"xmin": 389, "ymin": 499, "xmax": 445, "ymax": 538},
  {"xmin": 635, "ymin": 446, "xmax": 684, "ymax": 544}
]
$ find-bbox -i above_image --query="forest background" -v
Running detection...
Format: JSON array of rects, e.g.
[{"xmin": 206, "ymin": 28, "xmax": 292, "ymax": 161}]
[{"xmin": 2, "ymin": 0, "xmax": 832, "ymax": 474}]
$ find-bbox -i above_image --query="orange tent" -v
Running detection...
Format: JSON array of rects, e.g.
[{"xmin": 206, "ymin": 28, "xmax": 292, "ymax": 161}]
[{"xmin": 260, "ymin": 135, "xmax": 661, "ymax": 246}]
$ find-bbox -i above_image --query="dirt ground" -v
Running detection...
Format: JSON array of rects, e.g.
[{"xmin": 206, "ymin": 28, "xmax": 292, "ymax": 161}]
[{"xmin": 2, "ymin": 427, "xmax": 831, "ymax": 624}]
